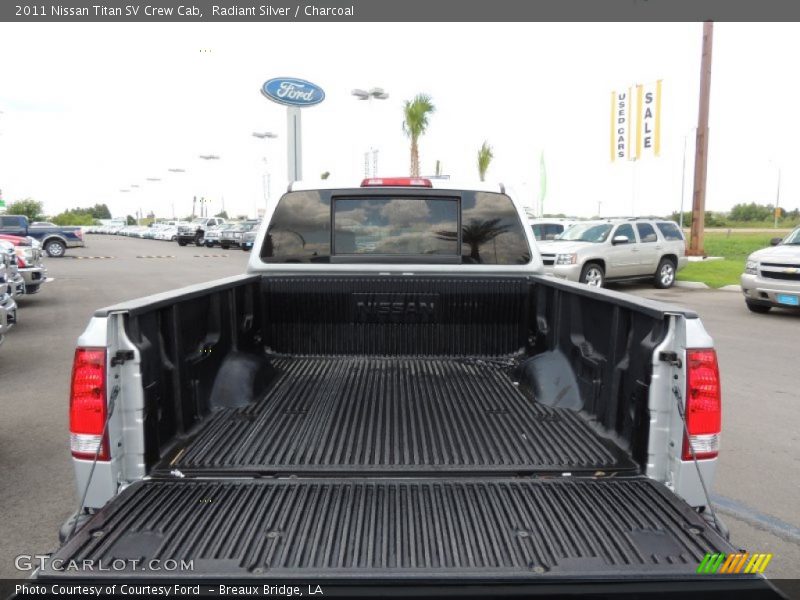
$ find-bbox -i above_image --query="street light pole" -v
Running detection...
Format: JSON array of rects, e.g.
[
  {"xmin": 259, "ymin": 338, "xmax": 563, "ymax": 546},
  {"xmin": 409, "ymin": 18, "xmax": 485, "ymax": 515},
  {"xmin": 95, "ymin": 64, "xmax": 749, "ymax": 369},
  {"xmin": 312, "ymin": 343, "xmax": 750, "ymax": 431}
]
[
  {"xmin": 352, "ymin": 87, "xmax": 389, "ymax": 177},
  {"xmin": 252, "ymin": 132, "xmax": 278, "ymax": 217},
  {"xmin": 198, "ymin": 154, "xmax": 221, "ymax": 219},
  {"xmin": 775, "ymin": 165, "xmax": 782, "ymax": 229},
  {"xmin": 167, "ymin": 168, "xmax": 186, "ymax": 221}
]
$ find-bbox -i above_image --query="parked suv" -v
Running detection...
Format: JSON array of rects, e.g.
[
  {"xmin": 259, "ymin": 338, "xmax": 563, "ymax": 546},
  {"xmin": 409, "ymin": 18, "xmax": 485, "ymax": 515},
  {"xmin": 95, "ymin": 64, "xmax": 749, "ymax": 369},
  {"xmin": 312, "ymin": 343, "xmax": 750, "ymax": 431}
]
[
  {"xmin": 740, "ymin": 226, "xmax": 800, "ymax": 313},
  {"xmin": 176, "ymin": 217, "xmax": 225, "ymax": 246},
  {"xmin": 537, "ymin": 218, "xmax": 688, "ymax": 288}
]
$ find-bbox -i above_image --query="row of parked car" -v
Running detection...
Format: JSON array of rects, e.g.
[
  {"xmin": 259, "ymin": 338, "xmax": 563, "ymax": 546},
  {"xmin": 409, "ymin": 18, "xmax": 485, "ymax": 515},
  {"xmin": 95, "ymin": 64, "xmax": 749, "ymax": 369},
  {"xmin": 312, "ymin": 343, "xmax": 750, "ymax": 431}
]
[
  {"xmin": 0, "ymin": 234, "xmax": 50, "ymax": 347},
  {"xmin": 86, "ymin": 217, "xmax": 262, "ymax": 251}
]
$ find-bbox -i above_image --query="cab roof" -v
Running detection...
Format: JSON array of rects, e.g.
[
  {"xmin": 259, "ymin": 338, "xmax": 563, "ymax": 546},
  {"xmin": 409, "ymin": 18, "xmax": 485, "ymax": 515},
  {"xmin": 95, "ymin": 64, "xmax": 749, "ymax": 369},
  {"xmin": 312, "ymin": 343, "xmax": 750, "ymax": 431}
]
[{"xmin": 288, "ymin": 177, "xmax": 507, "ymax": 194}]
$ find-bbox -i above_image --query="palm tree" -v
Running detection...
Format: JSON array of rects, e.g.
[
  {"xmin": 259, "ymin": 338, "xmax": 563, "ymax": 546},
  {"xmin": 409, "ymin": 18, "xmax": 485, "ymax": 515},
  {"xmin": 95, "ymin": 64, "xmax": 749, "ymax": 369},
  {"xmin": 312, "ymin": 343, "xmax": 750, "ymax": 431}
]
[
  {"xmin": 477, "ymin": 141, "xmax": 494, "ymax": 182},
  {"xmin": 436, "ymin": 218, "xmax": 510, "ymax": 263},
  {"xmin": 402, "ymin": 94, "xmax": 436, "ymax": 177}
]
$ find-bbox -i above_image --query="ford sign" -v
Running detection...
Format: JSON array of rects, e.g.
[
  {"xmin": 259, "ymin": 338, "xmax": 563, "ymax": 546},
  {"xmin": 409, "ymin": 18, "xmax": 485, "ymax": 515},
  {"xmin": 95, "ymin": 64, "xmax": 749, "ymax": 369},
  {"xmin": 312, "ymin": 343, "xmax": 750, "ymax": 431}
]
[{"xmin": 261, "ymin": 77, "xmax": 325, "ymax": 107}]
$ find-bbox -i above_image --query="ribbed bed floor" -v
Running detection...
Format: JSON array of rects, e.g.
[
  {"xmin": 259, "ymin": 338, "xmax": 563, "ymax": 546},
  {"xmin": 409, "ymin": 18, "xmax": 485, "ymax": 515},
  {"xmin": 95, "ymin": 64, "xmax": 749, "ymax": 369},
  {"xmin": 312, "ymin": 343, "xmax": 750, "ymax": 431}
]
[{"xmin": 164, "ymin": 357, "xmax": 635, "ymax": 474}]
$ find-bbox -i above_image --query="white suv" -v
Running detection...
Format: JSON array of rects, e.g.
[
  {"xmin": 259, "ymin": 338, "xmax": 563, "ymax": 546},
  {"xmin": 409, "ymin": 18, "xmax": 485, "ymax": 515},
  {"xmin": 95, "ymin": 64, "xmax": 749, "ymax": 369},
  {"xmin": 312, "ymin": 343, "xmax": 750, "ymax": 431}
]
[{"xmin": 537, "ymin": 218, "xmax": 688, "ymax": 288}]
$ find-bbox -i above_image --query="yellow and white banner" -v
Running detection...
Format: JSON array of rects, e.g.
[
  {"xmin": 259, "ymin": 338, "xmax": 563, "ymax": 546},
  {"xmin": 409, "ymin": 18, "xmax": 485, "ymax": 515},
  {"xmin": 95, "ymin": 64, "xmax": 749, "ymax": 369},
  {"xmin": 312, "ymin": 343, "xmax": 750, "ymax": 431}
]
[
  {"xmin": 610, "ymin": 88, "xmax": 633, "ymax": 162},
  {"xmin": 610, "ymin": 80, "xmax": 662, "ymax": 162}
]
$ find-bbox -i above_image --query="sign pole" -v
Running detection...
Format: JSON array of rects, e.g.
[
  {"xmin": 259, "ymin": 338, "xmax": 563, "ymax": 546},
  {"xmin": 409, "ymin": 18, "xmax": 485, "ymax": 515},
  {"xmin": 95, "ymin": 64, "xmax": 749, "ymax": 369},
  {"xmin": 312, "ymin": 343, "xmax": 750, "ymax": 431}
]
[
  {"xmin": 262, "ymin": 77, "xmax": 324, "ymax": 185},
  {"xmin": 287, "ymin": 106, "xmax": 302, "ymax": 183}
]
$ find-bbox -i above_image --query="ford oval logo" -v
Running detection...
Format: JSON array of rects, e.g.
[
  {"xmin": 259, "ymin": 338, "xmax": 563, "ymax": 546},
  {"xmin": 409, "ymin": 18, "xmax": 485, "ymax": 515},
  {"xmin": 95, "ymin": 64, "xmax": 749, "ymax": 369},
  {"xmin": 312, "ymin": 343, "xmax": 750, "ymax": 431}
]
[{"xmin": 261, "ymin": 77, "xmax": 325, "ymax": 107}]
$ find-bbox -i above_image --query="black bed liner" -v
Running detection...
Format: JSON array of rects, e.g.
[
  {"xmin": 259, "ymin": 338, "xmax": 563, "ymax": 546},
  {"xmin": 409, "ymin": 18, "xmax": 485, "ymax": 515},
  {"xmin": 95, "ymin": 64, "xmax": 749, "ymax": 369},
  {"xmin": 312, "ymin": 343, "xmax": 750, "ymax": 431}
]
[
  {"xmin": 161, "ymin": 357, "xmax": 634, "ymax": 475},
  {"xmin": 42, "ymin": 477, "xmax": 735, "ymax": 580}
]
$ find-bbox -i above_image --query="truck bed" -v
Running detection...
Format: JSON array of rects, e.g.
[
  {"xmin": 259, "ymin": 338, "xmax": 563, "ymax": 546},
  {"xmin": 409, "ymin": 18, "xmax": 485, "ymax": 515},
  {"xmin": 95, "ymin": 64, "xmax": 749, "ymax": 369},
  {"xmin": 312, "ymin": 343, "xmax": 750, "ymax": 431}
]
[
  {"xmin": 160, "ymin": 357, "xmax": 635, "ymax": 475},
  {"xmin": 42, "ymin": 477, "xmax": 734, "ymax": 580}
]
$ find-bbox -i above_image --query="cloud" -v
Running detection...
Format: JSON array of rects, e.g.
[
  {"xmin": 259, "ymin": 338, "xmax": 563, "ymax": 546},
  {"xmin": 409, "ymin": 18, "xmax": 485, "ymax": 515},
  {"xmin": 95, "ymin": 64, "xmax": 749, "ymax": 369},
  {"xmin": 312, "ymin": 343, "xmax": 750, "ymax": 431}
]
[{"xmin": 379, "ymin": 199, "xmax": 431, "ymax": 227}]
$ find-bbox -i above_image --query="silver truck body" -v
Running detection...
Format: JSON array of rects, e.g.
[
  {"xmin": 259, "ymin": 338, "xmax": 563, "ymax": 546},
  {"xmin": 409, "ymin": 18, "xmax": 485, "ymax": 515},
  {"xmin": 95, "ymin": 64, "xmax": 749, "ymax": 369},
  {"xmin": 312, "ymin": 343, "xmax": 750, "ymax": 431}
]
[{"xmin": 70, "ymin": 183, "xmax": 718, "ymax": 513}]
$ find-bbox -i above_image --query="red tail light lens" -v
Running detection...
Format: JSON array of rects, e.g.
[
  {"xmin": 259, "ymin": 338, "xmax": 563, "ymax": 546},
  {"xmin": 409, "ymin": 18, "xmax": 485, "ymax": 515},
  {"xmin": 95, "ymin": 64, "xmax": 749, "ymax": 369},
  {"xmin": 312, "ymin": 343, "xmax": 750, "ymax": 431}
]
[
  {"xmin": 361, "ymin": 177, "xmax": 432, "ymax": 188},
  {"xmin": 69, "ymin": 348, "xmax": 109, "ymax": 460},
  {"xmin": 682, "ymin": 349, "xmax": 721, "ymax": 460}
]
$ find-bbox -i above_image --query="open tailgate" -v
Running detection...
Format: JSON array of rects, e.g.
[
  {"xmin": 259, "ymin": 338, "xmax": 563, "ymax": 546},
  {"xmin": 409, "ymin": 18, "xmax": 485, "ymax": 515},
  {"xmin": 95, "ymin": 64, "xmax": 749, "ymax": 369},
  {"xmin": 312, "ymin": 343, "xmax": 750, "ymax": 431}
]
[{"xmin": 41, "ymin": 477, "xmax": 755, "ymax": 583}]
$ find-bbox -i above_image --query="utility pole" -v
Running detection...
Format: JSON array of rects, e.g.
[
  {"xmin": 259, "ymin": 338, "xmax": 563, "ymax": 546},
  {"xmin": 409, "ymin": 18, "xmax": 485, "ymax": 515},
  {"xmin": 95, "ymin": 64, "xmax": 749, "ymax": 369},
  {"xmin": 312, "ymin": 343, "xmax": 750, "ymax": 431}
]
[
  {"xmin": 679, "ymin": 134, "xmax": 688, "ymax": 230},
  {"xmin": 689, "ymin": 21, "xmax": 714, "ymax": 256}
]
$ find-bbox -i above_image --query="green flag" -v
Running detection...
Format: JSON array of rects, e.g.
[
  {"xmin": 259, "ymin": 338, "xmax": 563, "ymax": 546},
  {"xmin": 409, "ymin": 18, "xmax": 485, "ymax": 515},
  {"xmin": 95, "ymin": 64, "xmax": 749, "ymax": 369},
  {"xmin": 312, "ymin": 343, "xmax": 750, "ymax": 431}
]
[{"xmin": 539, "ymin": 151, "xmax": 547, "ymax": 216}]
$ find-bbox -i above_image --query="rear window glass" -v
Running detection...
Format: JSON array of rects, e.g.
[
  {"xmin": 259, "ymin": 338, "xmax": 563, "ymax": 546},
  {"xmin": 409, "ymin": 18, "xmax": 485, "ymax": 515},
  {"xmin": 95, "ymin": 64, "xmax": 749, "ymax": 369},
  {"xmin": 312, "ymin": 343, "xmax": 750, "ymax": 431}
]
[
  {"xmin": 262, "ymin": 192, "xmax": 331, "ymax": 262},
  {"xmin": 333, "ymin": 197, "xmax": 459, "ymax": 255},
  {"xmin": 262, "ymin": 190, "xmax": 531, "ymax": 265},
  {"xmin": 656, "ymin": 221, "xmax": 685, "ymax": 241},
  {"xmin": 462, "ymin": 192, "xmax": 529, "ymax": 264}
]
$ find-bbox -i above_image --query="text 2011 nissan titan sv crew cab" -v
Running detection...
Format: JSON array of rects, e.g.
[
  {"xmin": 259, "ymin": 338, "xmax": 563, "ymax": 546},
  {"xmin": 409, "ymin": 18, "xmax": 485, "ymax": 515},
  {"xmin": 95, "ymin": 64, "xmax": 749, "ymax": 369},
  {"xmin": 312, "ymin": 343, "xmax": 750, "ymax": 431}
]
[{"xmin": 42, "ymin": 179, "xmax": 775, "ymax": 597}]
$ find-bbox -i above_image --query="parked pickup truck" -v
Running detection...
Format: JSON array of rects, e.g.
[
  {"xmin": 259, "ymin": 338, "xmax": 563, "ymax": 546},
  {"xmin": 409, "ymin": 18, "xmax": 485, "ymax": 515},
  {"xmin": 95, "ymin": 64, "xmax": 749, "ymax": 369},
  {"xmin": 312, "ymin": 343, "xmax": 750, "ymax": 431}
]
[
  {"xmin": 43, "ymin": 179, "xmax": 775, "ymax": 597},
  {"xmin": 0, "ymin": 215, "xmax": 84, "ymax": 257},
  {"xmin": 219, "ymin": 219, "xmax": 259, "ymax": 249},
  {"xmin": 0, "ymin": 249, "xmax": 18, "ymax": 346},
  {"xmin": 176, "ymin": 217, "xmax": 226, "ymax": 246},
  {"xmin": 0, "ymin": 234, "xmax": 49, "ymax": 294}
]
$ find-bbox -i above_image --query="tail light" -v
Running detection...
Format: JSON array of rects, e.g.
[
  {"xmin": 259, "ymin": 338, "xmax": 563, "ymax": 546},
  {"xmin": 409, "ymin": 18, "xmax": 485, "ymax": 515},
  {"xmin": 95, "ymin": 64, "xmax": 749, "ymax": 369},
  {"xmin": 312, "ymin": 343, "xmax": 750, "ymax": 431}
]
[
  {"xmin": 75, "ymin": 229, "xmax": 84, "ymax": 239},
  {"xmin": 69, "ymin": 348, "xmax": 109, "ymax": 460},
  {"xmin": 15, "ymin": 254, "xmax": 27, "ymax": 268},
  {"xmin": 682, "ymin": 349, "xmax": 721, "ymax": 460},
  {"xmin": 361, "ymin": 177, "xmax": 432, "ymax": 187}
]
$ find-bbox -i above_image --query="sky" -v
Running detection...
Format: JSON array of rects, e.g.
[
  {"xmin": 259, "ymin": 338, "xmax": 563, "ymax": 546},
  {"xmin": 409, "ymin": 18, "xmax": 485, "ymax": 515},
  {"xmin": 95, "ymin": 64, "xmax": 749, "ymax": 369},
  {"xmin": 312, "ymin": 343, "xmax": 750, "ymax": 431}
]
[{"xmin": 0, "ymin": 22, "xmax": 798, "ymax": 220}]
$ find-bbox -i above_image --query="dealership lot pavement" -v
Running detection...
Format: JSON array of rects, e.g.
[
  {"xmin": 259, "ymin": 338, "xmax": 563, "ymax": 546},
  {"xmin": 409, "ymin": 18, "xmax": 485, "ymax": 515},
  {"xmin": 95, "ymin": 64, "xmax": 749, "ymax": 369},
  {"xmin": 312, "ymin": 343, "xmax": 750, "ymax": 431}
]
[{"xmin": 0, "ymin": 236, "xmax": 797, "ymax": 582}]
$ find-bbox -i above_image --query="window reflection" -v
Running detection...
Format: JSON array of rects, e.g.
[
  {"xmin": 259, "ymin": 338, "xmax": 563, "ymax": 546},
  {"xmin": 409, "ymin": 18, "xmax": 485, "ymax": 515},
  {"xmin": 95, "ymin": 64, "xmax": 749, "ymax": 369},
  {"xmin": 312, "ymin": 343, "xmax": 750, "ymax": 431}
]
[
  {"xmin": 262, "ymin": 191, "xmax": 331, "ymax": 262},
  {"xmin": 334, "ymin": 197, "xmax": 458, "ymax": 255},
  {"xmin": 262, "ymin": 190, "xmax": 530, "ymax": 265},
  {"xmin": 457, "ymin": 193, "xmax": 529, "ymax": 264}
]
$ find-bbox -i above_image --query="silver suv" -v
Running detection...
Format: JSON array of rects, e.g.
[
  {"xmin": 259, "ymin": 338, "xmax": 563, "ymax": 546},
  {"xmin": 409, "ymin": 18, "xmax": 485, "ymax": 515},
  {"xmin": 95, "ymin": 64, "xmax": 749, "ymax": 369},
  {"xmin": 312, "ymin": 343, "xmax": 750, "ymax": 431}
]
[
  {"xmin": 740, "ymin": 226, "xmax": 800, "ymax": 313},
  {"xmin": 537, "ymin": 218, "xmax": 688, "ymax": 288}
]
